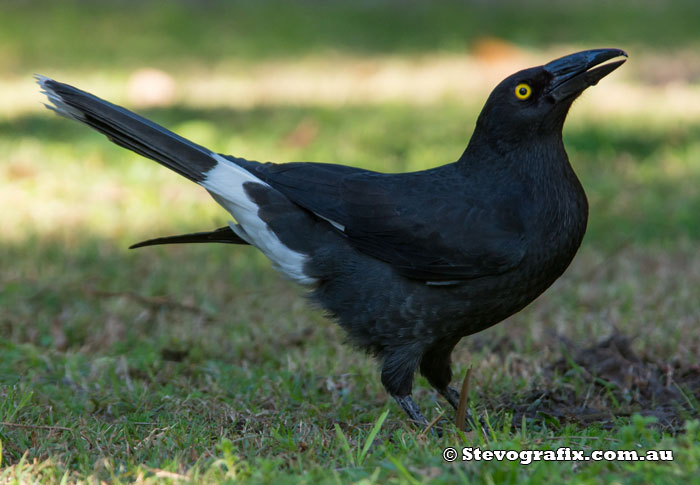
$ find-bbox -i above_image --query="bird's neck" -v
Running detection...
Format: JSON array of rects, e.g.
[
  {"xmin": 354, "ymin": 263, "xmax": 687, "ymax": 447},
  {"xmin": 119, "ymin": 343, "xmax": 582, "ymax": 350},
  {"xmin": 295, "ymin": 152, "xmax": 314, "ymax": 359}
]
[
  {"xmin": 459, "ymin": 131, "xmax": 588, "ymax": 242},
  {"xmin": 514, "ymin": 136, "xmax": 589, "ymax": 260},
  {"xmin": 459, "ymin": 130, "xmax": 579, "ymax": 196}
]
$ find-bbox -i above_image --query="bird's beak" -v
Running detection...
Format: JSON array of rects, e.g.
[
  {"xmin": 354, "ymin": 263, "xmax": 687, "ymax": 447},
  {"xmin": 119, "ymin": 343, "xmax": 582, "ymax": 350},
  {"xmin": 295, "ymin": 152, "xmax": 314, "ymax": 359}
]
[{"xmin": 544, "ymin": 48, "xmax": 628, "ymax": 102}]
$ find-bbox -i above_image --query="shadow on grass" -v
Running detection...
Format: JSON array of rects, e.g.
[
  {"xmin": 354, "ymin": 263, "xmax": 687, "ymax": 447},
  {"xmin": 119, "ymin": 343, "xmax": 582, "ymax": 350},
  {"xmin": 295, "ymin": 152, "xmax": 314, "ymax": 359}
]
[
  {"xmin": 0, "ymin": 233, "xmax": 281, "ymax": 352},
  {"xmin": 3, "ymin": 0, "xmax": 700, "ymax": 72},
  {"xmin": 502, "ymin": 333, "xmax": 700, "ymax": 433}
]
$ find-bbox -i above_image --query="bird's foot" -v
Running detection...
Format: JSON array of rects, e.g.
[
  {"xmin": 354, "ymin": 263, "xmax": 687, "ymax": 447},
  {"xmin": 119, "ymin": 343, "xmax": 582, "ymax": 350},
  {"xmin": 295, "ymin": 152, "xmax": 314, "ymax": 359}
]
[
  {"xmin": 393, "ymin": 394, "xmax": 429, "ymax": 427},
  {"xmin": 392, "ymin": 394, "xmax": 445, "ymax": 437}
]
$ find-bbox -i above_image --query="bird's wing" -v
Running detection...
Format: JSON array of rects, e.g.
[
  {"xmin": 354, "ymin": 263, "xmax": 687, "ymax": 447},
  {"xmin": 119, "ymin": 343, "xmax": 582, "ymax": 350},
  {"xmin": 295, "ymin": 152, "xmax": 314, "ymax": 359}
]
[
  {"xmin": 129, "ymin": 226, "xmax": 249, "ymax": 249},
  {"xmin": 236, "ymin": 159, "xmax": 526, "ymax": 282}
]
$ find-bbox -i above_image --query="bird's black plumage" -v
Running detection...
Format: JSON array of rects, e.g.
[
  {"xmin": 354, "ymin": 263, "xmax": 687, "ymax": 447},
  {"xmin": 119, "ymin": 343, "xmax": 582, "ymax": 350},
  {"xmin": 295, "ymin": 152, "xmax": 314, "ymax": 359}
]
[
  {"xmin": 128, "ymin": 226, "xmax": 248, "ymax": 249},
  {"xmin": 233, "ymin": 159, "xmax": 527, "ymax": 282},
  {"xmin": 38, "ymin": 48, "xmax": 627, "ymax": 427}
]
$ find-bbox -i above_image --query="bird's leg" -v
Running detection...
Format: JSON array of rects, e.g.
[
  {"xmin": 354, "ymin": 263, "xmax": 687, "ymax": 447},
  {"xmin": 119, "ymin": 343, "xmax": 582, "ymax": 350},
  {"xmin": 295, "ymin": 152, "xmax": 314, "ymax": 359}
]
[
  {"xmin": 440, "ymin": 385, "xmax": 462, "ymax": 409},
  {"xmin": 382, "ymin": 349, "xmax": 436, "ymax": 430},
  {"xmin": 392, "ymin": 394, "xmax": 429, "ymax": 427}
]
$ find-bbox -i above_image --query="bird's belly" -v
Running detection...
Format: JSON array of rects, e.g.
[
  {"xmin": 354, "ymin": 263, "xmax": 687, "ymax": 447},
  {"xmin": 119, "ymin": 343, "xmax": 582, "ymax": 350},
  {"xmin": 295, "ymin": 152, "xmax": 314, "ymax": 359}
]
[
  {"xmin": 436, "ymin": 243, "xmax": 582, "ymax": 338},
  {"xmin": 310, "ymin": 244, "xmax": 577, "ymax": 352}
]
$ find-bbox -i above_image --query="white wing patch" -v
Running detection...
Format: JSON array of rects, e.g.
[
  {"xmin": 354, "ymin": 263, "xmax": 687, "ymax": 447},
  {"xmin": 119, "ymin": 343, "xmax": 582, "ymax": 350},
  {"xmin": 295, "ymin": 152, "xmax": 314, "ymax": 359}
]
[
  {"xmin": 203, "ymin": 153, "xmax": 317, "ymax": 285},
  {"xmin": 314, "ymin": 213, "xmax": 345, "ymax": 232},
  {"xmin": 425, "ymin": 280, "xmax": 461, "ymax": 286}
]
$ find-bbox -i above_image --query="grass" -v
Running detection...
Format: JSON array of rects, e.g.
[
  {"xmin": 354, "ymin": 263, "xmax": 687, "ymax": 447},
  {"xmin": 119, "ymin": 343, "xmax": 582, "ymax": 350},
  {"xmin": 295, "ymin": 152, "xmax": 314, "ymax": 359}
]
[
  {"xmin": 2, "ymin": 0, "xmax": 700, "ymax": 73},
  {"xmin": 2, "ymin": 1, "xmax": 700, "ymax": 483}
]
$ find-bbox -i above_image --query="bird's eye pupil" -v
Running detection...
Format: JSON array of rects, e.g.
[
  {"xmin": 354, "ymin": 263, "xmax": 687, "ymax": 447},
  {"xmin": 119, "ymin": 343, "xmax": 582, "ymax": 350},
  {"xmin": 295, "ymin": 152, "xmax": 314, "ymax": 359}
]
[{"xmin": 514, "ymin": 83, "xmax": 532, "ymax": 100}]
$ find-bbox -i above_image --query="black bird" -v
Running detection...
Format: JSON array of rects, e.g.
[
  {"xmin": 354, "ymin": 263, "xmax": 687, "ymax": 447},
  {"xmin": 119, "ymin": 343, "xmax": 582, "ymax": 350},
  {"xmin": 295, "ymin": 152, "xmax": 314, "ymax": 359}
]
[{"xmin": 38, "ymin": 48, "xmax": 626, "ymax": 426}]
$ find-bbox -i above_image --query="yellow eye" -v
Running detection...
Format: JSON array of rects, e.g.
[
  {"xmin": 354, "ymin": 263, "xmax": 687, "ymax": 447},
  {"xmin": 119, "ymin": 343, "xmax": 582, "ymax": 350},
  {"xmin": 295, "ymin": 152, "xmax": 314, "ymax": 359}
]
[{"xmin": 515, "ymin": 83, "xmax": 532, "ymax": 100}]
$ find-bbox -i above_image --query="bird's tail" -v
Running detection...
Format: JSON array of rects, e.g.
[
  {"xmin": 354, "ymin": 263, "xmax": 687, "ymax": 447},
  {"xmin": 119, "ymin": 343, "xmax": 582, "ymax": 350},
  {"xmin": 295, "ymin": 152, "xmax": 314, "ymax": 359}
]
[
  {"xmin": 36, "ymin": 75, "xmax": 268, "ymax": 231},
  {"xmin": 38, "ymin": 76, "xmax": 318, "ymax": 285},
  {"xmin": 37, "ymin": 75, "xmax": 219, "ymax": 183}
]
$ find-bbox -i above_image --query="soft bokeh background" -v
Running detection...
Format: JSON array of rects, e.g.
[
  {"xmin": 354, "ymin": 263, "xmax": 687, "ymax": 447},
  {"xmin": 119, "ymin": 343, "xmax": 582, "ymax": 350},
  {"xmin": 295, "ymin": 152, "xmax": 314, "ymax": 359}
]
[{"xmin": 1, "ymin": 1, "xmax": 699, "ymax": 482}]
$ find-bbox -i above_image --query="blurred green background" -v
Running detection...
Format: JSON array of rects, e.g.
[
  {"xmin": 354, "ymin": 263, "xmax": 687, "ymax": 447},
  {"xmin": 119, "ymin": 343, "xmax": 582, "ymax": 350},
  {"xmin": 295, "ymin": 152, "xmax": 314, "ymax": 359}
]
[{"xmin": 1, "ymin": 1, "xmax": 699, "ymax": 483}]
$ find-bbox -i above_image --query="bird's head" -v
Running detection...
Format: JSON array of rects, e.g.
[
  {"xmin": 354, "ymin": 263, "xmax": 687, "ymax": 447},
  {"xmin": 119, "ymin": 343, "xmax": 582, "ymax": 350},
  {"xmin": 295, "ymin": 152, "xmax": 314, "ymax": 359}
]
[{"xmin": 470, "ymin": 48, "xmax": 627, "ymax": 155}]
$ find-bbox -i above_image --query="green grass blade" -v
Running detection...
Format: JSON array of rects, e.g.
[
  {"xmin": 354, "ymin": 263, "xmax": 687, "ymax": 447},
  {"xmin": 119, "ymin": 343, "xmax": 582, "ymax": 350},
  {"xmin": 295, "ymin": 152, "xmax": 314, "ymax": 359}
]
[
  {"xmin": 358, "ymin": 408, "xmax": 389, "ymax": 466},
  {"xmin": 334, "ymin": 423, "xmax": 356, "ymax": 467}
]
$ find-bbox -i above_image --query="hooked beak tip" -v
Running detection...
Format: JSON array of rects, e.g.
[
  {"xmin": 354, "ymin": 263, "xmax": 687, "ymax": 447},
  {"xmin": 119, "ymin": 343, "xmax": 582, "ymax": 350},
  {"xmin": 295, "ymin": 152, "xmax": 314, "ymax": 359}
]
[{"xmin": 545, "ymin": 48, "xmax": 627, "ymax": 102}]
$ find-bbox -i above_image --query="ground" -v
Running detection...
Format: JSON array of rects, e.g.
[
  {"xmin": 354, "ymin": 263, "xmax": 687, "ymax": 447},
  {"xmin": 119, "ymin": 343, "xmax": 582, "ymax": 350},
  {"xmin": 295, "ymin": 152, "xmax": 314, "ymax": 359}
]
[{"xmin": 1, "ymin": 1, "xmax": 700, "ymax": 483}]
